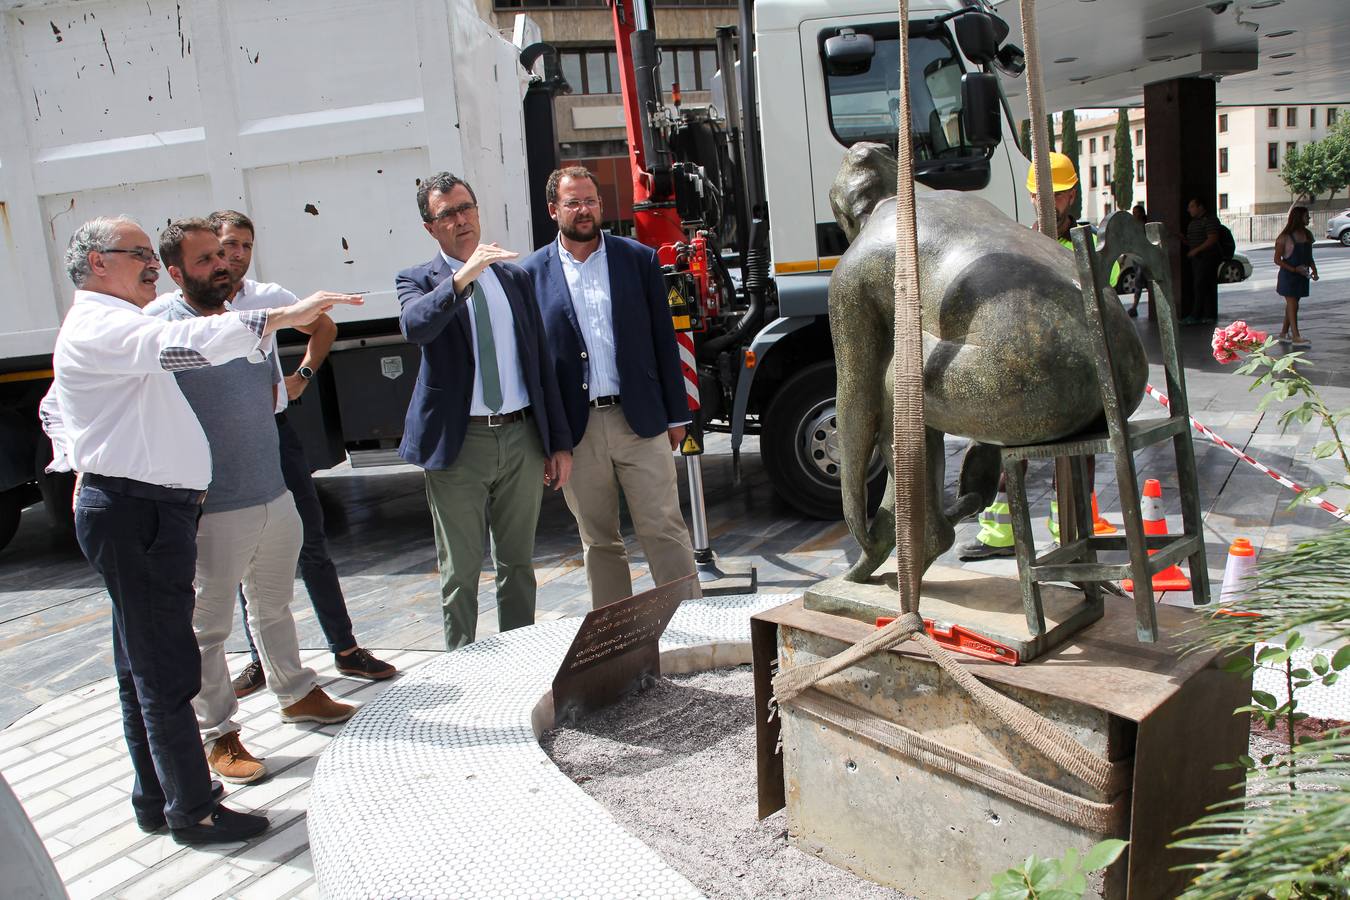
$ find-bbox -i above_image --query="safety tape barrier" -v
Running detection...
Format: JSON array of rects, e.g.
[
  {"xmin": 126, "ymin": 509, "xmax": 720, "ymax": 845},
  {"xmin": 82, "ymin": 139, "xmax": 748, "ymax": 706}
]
[{"xmin": 1144, "ymin": 383, "xmax": 1349, "ymax": 522}]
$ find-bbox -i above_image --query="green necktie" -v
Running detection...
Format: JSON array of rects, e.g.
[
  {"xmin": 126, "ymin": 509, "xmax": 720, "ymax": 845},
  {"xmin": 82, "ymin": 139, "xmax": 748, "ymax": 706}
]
[{"xmin": 471, "ymin": 281, "xmax": 503, "ymax": 412}]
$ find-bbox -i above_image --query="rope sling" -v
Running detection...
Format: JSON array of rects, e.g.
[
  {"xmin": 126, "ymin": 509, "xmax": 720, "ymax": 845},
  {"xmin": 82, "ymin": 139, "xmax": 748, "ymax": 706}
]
[{"xmin": 771, "ymin": 0, "xmax": 1122, "ymax": 817}]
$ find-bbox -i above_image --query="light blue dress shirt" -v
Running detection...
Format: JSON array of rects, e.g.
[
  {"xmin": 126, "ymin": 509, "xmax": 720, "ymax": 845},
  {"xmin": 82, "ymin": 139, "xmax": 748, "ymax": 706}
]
[{"xmin": 441, "ymin": 252, "xmax": 530, "ymax": 416}]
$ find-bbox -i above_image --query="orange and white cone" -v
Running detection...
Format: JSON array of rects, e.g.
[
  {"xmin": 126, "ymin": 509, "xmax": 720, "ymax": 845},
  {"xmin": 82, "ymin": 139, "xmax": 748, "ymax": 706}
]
[
  {"xmin": 1122, "ymin": 478, "xmax": 1192, "ymax": 594},
  {"xmin": 1092, "ymin": 492, "xmax": 1118, "ymax": 535},
  {"xmin": 1219, "ymin": 537, "xmax": 1258, "ymax": 606}
]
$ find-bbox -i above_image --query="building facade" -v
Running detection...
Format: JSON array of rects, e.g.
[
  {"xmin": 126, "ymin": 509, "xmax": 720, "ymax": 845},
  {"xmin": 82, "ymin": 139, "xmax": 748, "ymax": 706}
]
[{"xmin": 1061, "ymin": 104, "xmax": 1344, "ymax": 225}]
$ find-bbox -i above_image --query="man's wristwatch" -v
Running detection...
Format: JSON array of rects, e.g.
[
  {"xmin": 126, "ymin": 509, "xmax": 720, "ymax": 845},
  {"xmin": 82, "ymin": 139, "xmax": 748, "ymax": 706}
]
[{"xmin": 297, "ymin": 365, "xmax": 315, "ymax": 381}]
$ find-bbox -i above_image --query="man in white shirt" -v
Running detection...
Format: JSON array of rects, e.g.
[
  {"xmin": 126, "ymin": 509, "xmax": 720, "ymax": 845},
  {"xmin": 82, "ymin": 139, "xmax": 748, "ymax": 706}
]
[
  {"xmin": 205, "ymin": 209, "xmax": 397, "ymax": 699},
  {"xmin": 40, "ymin": 216, "xmax": 361, "ymax": 845},
  {"xmin": 520, "ymin": 167, "xmax": 696, "ymax": 607},
  {"xmin": 152, "ymin": 218, "xmax": 358, "ymax": 787}
]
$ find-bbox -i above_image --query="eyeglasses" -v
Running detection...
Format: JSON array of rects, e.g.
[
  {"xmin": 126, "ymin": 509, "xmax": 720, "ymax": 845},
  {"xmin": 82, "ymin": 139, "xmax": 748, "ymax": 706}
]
[
  {"xmin": 560, "ymin": 199, "xmax": 600, "ymax": 211},
  {"xmin": 428, "ymin": 202, "xmax": 479, "ymax": 222},
  {"xmin": 100, "ymin": 247, "xmax": 160, "ymax": 264}
]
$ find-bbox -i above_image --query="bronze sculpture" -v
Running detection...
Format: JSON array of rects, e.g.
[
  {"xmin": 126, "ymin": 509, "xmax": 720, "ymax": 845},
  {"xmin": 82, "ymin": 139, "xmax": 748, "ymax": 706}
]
[{"xmin": 827, "ymin": 143, "xmax": 1149, "ymax": 582}]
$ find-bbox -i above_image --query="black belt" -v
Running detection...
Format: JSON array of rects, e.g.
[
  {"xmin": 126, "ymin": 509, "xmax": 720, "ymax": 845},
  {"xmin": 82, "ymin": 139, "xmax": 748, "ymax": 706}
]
[
  {"xmin": 468, "ymin": 407, "xmax": 531, "ymax": 427},
  {"xmin": 589, "ymin": 395, "xmax": 621, "ymax": 409},
  {"xmin": 82, "ymin": 473, "xmax": 208, "ymax": 506}
]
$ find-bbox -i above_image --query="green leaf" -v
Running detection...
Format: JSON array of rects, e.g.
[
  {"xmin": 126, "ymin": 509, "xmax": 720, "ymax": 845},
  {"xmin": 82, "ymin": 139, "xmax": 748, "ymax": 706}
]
[
  {"xmin": 1324, "ymin": 672, "xmax": 1339, "ymax": 686},
  {"xmin": 1250, "ymin": 690, "xmax": 1280, "ymax": 708},
  {"xmin": 1257, "ymin": 646, "xmax": 1290, "ymax": 665},
  {"xmin": 1082, "ymin": 839, "xmax": 1128, "ymax": 872},
  {"xmin": 1222, "ymin": 655, "xmax": 1255, "ymax": 674},
  {"xmin": 1026, "ymin": 857, "xmax": 1057, "ymax": 889},
  {"xmin": 1312, "ymin": 654, "xmax": 1329, "ymax": 675},
  {"xmin": 1312, "ymin": 440, "xmax": 1341, "ymax": 460},
  {"xmin": 1332, "ymin": 645, "xmax": 1350, "ymax": 671},
  {"xmin": 1290, "ymin": 668, "xmax": 1312, "ymax": 680}
]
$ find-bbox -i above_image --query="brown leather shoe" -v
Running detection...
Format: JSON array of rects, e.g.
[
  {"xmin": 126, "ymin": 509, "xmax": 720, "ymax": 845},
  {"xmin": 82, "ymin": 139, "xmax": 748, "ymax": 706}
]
[
  {"xmin": 207, "ymin": 732, "xmax": 267, "ymax": 784},
  {"xmin": 279, "ymin": 687, "xmax": 357, "ymax": 725}
]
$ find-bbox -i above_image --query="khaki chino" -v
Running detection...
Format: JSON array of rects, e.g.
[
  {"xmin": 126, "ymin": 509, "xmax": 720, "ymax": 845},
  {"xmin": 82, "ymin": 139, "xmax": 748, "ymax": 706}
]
[{"xmin": 563, "ymin": 405, "xmax": 695, "ymax": 607}]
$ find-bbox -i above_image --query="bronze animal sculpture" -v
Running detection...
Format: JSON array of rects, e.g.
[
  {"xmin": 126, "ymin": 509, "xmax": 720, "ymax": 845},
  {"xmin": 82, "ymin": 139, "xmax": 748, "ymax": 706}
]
[{"xmin": 828, "ymin": 142, "xmax": 1148, "ymax": 582}]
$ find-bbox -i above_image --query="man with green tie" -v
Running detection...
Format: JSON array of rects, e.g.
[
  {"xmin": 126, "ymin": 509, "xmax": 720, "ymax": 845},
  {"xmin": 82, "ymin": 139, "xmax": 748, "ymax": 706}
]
[{"xmin": 396, "ymin": 172, "xmax": 574, "ymax": 650}]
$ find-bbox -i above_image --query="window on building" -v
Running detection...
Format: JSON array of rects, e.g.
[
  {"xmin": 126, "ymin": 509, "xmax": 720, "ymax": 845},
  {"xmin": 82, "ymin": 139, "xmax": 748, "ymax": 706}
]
[
  {"xmin": 1286, "ymin": 107, "xmax": 1297, "ymax": 127},
  {"xmin": 1135, "ymin": 128, "xmax": 1144, "ymax": 146},
  {"xmin": 1268, "ymin": 108, "xmax": 1279, "ymax": 128},
  {"xmin": 559, "ymin": 48, "xmax": 619, "ymax": 94},
  {"xmin": 1103, "ymin": 163, "xmax": 1111, "ymax": 182},
  {"xmin": 1218, "ymin": 147, "xmax": 1228, "ymax": 174},
  {"xmin": 1218, "ymin": 114, "xmax": 1228, "ymax": 133},
  {"xmin": 1104, "ymin": 203, "xmax": 1112, "ymax": 217},
  {"xmin": 1268, "ymin": 142, "xmax": 1279, "ymax": 169},
  {"xmin": 1330, "ymin": 108, "xmax": 1340, "ymax": 127},
  {"xmin": 1077, "ymin": 140, "xmax": 1083, "ymax": 156},
  {"xmin": 1089, "ymin": 137, "xmax": 1096, "ymax": 154},
  {"xmin": 1219, "ymin": 193, "xmax": 1229, "ymax": 211},
  {"xmin": 1310, "ymin": 108, "xmax": 1317, "ymax": 129},
  {"xmin": 1136, "ymin": 159, "xmax": 1145, "ymax": 182},
  {"xmin": 1089, "ymin": 165, "xmax": 1098, "ymax": 188},
  {"xmin": 1287, "ymin": 141, "xmax": 1298, "ymax": 157},
  {"xmin": 1103, "ymin": 135, "xmax": 1111, "ymax": 152}
]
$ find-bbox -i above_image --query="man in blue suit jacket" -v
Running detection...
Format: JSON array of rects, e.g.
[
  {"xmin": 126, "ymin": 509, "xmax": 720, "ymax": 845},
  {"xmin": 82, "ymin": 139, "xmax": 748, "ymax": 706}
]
[
  {"xmin": 397, "ymin": 172, "xmax": 572, "ymax": 650},
  {"xmin": 520, "ymin": 166, "xmax": 695, "ymax": 608}
]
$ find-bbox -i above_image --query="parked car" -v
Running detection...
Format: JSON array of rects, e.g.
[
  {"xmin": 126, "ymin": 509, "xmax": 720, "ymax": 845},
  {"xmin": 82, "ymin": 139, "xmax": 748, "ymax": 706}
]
[
  {"xmin": 1328, "ymin": 209, "xmax": 1350, "ymax": 246},
  {"xmin": 1114, "ymin": 252, "xmax": 1252, "ymax": 296}
]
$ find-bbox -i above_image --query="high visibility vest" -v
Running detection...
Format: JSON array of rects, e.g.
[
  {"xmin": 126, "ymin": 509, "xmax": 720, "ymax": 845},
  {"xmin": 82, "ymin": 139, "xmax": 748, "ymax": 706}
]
[{"xmin": 1059, "ymin": 234, "xmax": 1122, "ymax": 288}]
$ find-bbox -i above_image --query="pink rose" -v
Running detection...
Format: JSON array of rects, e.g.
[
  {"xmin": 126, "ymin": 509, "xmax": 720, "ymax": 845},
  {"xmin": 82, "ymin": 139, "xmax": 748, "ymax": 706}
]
[{"xmin": 1212, "ymin": 320, "xmax": 1266, "ymax": 364}]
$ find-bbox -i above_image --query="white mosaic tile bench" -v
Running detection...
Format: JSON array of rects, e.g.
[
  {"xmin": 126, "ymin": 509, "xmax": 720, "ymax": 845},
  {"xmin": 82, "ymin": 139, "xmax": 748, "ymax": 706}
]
[{"xmin": 309, "ymin": 594, "xmax": 790, "ymax": 899}]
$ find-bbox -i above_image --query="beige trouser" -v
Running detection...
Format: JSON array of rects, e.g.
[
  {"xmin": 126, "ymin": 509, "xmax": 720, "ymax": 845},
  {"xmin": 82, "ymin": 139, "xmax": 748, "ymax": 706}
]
[
  {"xmin": 192, "ymin": 492, "xmax": 316, "ymax": 743},
  {"xmin": 563, "ymin": 405, "xmax": 697, "ymax": 608}
]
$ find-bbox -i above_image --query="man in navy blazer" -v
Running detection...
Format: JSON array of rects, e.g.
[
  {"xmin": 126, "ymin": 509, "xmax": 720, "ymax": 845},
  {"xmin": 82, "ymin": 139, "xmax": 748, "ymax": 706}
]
[
  {"xmin": 520, "ymin": 166, "xmax": 695, "ymax": 608},
  {"xmin": 397, "ymin": 171, "xmax": 572, "ymax": 650}
]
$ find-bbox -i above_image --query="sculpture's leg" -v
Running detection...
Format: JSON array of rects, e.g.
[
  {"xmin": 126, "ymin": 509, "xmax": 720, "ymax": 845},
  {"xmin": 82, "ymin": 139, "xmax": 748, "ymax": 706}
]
[
  {"xmin": 922, "ymin": 427, "xmax": 957, "ymax": 570},
  {"xmin": 835, "ymin": 329, "xmax": 889, "ymax": 583}
]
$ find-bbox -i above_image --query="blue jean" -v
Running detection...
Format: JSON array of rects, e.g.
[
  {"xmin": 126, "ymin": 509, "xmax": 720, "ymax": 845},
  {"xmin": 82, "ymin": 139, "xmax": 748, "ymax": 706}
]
[
  {"xmin": 240, "ymin": 413, "xmax": 356, "ymax": 660},
  {"xmin": 75, "ymin": 479, "xmax": 216, "ymax": 829}
]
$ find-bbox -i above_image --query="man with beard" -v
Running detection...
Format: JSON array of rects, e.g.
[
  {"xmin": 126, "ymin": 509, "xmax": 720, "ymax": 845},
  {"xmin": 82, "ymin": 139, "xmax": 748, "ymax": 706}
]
[
  {"xmin": 40, "ymin": 215, "xmax": 364, "ymax": 843},
  {"xmin": 520, "ymin": 167, "xmax": 695, "ymax": 608},
  {"xmin": 397, "ymin": 171, "xmax": 573, "ymax": 650},
  {"xmin": 204, "ymin": 209, "xmax": 397, "ymax": 699},
  {"xmin": 153, "ymin": 219, "xmax": 355, "ymax": 786}
]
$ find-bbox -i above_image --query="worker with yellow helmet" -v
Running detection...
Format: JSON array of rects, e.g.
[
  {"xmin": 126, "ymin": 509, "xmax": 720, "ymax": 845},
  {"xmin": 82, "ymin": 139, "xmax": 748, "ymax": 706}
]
[{"xmin": 958, "ymin": 151, "xmax": 1118, "ymax": 560}]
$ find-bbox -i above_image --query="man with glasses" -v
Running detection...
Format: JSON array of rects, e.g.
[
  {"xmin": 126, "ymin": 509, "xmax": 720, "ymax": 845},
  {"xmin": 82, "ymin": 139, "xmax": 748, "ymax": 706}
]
[
  {"xmin": 521, "ymin": 166, "xmax": 695, "ymax": 608},
  {"xmin": 396, "ymin": 172, "xmax": 573, "ymax": 650},
  {"xmin": 39, "ymin": 216, "xmax": 362, "ymax": 844}
]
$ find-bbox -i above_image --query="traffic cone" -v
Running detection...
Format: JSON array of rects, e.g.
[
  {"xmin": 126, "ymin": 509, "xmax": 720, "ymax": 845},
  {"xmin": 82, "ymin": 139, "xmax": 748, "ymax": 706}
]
[
  {"xmin": 1122, "ymin": 479, "xmax": 1192, "ymax": 594},
  {"xmin": 1219, "ymin": 537, "xmax": 1258, "ymax": 606},
  {"xmin": 1092, "ymin": 492, "xmax": 1118, "ymax": 535}
]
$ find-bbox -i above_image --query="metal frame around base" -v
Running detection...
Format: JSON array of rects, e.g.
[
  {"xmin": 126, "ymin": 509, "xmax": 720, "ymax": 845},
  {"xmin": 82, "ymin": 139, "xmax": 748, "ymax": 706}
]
[{"xmin": 1001, "ymin": 215, "xmax": 1211, "ymax": 644}]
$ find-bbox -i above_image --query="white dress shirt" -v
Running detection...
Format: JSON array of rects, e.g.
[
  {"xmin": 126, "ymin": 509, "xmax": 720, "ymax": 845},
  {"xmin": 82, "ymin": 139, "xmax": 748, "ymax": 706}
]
[
  {"xmin": 440, "ymin": 252, "xmax": 530, "ymax": 415},
  {"xmin": 41, "ymin": 290, "xmax": 268, "ymax": 490},
  {"xmin": 557, "ymin": 236, "xmax": 690, "ymax": 428},
  {"xmin": 558, "ymin": 237, "xmax": 620, "ymax": 400}
]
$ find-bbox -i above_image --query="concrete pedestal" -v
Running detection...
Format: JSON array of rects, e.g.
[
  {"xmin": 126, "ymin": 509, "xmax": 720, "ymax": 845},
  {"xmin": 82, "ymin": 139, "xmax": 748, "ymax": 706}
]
[{"xmin": 752, "ymin": 596, "xmax": 1251, "ymax": 899}]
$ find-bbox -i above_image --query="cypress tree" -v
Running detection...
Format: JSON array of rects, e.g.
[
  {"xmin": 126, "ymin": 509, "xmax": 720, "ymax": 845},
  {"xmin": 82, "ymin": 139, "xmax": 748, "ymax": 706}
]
[{"xmin": 1111, "ymin": 108, "xmax": 1134, "ymax": 213}]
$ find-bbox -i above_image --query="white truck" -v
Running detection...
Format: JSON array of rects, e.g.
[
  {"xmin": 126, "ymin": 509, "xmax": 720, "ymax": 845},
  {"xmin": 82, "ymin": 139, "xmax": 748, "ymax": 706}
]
[
  {"xmin": 0, "ymin": 0, "xmax": 533, "ymax": 549},
  {"xmin": 0, "ymin": 0, "xmax": 1033, "ymax": 551}
]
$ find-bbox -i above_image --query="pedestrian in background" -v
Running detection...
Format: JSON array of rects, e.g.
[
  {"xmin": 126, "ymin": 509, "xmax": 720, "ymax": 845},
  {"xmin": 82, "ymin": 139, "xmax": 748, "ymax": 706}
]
[
  {"xmin": 1127, "ymin": 203, "xmax": 1147, "ymax": 318},
  {"xmin": 1274, "ymin": 205, "xmax": 1318, "ymax": 349}
]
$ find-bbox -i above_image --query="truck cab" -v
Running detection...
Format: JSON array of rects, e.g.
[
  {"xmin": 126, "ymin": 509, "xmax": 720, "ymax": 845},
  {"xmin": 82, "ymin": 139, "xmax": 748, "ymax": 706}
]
[{"xmin": 732, "ymin": 0, "xmax": 1032, "ymax": 517}]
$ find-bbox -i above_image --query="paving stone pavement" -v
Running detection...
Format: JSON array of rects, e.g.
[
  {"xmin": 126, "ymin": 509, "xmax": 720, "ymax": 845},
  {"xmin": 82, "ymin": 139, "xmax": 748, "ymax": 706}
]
[{"xmin": 0, "ymin": 244, "xmax": 1346, "ymax": 897}]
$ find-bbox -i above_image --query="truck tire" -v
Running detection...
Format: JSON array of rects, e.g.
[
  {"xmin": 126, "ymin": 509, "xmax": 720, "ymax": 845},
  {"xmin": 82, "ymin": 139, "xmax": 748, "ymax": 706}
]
[
  {"xmin": 0, "ymin": 487, "xmax": 22, "ymax": 553},
  {"xmin": 761, "ymin": 362, "xmax": 883, "ymax": 520}
]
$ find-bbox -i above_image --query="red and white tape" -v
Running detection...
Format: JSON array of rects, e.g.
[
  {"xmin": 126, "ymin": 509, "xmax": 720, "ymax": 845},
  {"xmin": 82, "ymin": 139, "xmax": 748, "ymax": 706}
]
[{"xmin": 1145, "ymin": 383, "xmax": 1348, "ymax": 522}]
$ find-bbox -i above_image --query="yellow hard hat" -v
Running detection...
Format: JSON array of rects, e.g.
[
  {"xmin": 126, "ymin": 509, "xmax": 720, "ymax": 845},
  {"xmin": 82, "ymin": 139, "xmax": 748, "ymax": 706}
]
[{"xmin": 1026, "ymin": 152, "xmax": 1079, "ymax": 193}]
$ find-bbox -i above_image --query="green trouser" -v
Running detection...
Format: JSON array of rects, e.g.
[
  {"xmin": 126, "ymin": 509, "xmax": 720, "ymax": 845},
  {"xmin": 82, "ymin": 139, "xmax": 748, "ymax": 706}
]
[{"xmin": 424, "ymin": 419, "xmax": 546, "ymax": 651}]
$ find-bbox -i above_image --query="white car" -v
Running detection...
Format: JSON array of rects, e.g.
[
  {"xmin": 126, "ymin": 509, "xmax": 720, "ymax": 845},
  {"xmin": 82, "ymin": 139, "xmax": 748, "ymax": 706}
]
[
  {"xmin": 1114, "ymin": 252, "xmax": 1252, "ymax": 296},
  {"xmin": 1328, "ymin": 210, "xmax": 1350, "ymax": 246}
]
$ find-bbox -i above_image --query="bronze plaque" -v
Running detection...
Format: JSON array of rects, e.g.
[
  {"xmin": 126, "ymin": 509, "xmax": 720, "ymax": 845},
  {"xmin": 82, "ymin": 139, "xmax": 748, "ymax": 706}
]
[{"xmin": 551, "ymin": 574, "xmax": 698, "ymax": 725}]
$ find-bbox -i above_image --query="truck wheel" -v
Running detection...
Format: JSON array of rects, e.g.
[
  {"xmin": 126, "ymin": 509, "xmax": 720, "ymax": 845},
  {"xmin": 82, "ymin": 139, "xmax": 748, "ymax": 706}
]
[
  {"xmin": 0, "ymin": 487, "xmax": 22, "ymax": 553},
  {"xmin": 761, "ymin": 363, "xmax": 883, "ymax": 520}
]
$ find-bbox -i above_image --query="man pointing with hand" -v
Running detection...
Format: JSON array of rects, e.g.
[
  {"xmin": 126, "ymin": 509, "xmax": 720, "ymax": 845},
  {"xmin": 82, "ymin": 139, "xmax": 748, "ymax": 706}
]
[{"xmin": 396, "ymin": 172, "xmax": 572, "ymax": 651}]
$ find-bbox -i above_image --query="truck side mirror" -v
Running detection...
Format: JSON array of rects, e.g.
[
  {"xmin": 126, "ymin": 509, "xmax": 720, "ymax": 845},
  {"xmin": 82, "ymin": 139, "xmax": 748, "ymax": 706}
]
[
  {"xmin": 961, "ymin": 73, "xmax": 1002, "ymax": 147},
  {"xmin": 823, "ymin": 28, "xmax": 875, "ymax": 76},
  {"xmin": 994, "ymin": 44, "xmax": 1026, "ymax": 78},
  {"xmin": 954, "ymin": 13, "xmax": 998, "ymax": 66}
]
